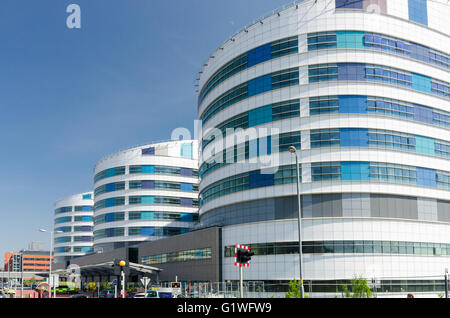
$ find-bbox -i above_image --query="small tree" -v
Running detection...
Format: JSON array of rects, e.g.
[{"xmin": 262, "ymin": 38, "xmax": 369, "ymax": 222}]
[
  {"xmin": 285, "ymin": 280, "xmax": 309, "ymax": 298},
  {"xmin": 341, "ymin": 276, "xmax": 373, "ymax": 298}
]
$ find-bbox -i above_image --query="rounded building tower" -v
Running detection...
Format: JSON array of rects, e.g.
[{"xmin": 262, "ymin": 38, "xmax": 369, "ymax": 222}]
[
  {"xmin": 54, "ymin": 192, "xmax": 94, "ymax": 262},
  {"xmin": 93, "ymin": 140, "xmax": 199, "ymax": 252},
  {"xmin": 198, "ymin": 0, "xmax": 450, "ymax": 296}
]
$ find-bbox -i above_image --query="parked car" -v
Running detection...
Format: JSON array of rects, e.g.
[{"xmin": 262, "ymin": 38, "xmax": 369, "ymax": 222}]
[
  {"xmin": 70, "ymin": 294, "xmax": 90, "ymax": 298},
  {"xmin": 125, "ymin": 291, "xmax": 135, "ymax": 298},
  {"xmin": 98, "ymin": 290, "xmax": 114, "ymax": 298},
  {"xmin": 133, "ymin": 293, "xmax": 146, "ymax": 298},
  {"xmin": 145, "ymin": 290, "xmax": 160, "ymax": 298}
]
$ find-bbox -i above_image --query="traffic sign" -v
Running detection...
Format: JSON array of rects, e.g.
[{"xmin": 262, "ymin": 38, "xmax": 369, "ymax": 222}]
[
  {"xmin": 234, "ymin": 244, "xmax": 254, "ymax": 267},
  {"xmin": 171, "ymin": 282, "xmax": 181, "ymax": 289},
  {"xmin": 113, "ymin": 279, "xmax": 117, "ymax": 286}
]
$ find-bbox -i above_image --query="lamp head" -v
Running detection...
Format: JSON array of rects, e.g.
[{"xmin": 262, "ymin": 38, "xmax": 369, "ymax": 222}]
[
  {"xmin": 288, "ymin": 146, "xmax": 297, "ymax": 153},
  {"xmin": 119, "ymin": 260, "xmax": 126, "ymax": 267}
]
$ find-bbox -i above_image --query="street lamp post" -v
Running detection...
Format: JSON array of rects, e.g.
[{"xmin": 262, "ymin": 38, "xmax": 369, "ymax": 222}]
[
  {"xmin": 39, "ymin": 229, "xmax": 62, "ymax": 298},
  {"xmin": 288, "ymin": 146, "xmax": 305, "ymax": 298}
]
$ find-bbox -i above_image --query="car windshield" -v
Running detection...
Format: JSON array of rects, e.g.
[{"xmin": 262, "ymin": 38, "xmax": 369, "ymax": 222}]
[{"xmin": 146, "ymin": 291, "xmax": 157, "ymax": 297}]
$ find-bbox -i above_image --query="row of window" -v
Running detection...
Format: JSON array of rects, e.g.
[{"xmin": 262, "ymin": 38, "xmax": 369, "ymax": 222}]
[
  {"xmin": 54, "ymin": 216, "xmax": 93, "ymax": 224},
  {"xmin": 23, "ymin": 257, "xmax": 50, "ymax": 261},
  {"xmin": 226, "ymin": 279, "xmax": 448, "ymax": 294},
  {"xmin": 201, "ymin": 95, "xmax": 450, "ymax": 159},
  {"xmin": 201, "ymin": 165, "xmax": 299, "ymax": 204},
  {"xmin": 93, "ymin": 227, "xmax": 190, "ymax": 240},
  {"xmin": 94, "ymin": 165, "xmax": 199, "ymax": 183},
  {"xmin": 94, "ymin": 180, "xmax": 198, "ymax": 196},
  {"xmin": 55, "ymin": 236, "xmax": 93, "ymax": 243},
  {"xmin": 54, "ymin": 206, "xmax": 93, "ymax": 214},
  {"xmin": 94, "ymin": 211, "xmax": 198, "ymax": 225},
  {"xmin": 200, "ymin": 60, "xmax": 449, "ymax": 126},
  {"xmin": 141, "ymin": 247, "xmax": 212, "ymax": 265},
  {"xmin": 200, "ymin": 162, "xmax": 450, "ymax": 204},
  {"xmin": 200, "ymin": 22, "xmax": 448, "ymax": 108},
  {"xmin": 200, "ymin": 68, "xmax": 299, "ymax": 124},
  {"xmin": 202, "ymin": 99, "xmax": 300, "ymax": 150},
  {"xmin": 94, "ymin": 195, "xmax": 199, "ymax": 211},
  {"xmin": 199, "ymin": 36, "xmax": 298, "ymax": 104},
  {"xmin": 308, "ymin": 30, "xmax": 449, "ymax": 70},
  {"xmin": 224, "ymin": 240, "xmax": 450, "ymax": 258},
  {"xmin": 54, "ymin": 246, "xmax": 93, "ymax": 254},
  {"xmin": 309, "ymin": 63, "xmax": 450, "ymax": 98},
  {"xmin": 200, "ymin": 125, "xmax": 450, "ymax": 179},
  {"xmin": 200, "ymin": 131, "xmax": 301, "ymax": 178}
]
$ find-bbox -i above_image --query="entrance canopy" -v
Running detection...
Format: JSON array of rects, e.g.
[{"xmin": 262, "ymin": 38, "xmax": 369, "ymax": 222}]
[{"xmin": 52, "ymin": 261, "xmax": 161, "ymax": 279}]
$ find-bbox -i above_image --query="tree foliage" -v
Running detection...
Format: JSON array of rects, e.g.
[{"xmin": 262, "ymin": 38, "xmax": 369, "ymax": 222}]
[
  {"xmin": 340, "ymin": 276, "xmax": 373, "ymax": 298},
  {"xmin": 285, "ymin": 279, "xmax": 309, "ymax": 298}
]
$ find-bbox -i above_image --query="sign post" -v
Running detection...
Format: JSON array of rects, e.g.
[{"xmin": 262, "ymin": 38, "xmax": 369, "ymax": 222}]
[
  {"xmin": 140, "ymin": 277, "xmax": 151, "ymax": 295},
  {"xmin": 113, "ymin": 279, "xmax": 118, "ymax": 298}
]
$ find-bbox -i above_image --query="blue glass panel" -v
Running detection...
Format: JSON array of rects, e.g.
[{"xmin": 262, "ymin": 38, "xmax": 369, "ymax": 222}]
[
  {"xmin": 415, "ymin": 136, "xmax": 435, "ymax": 155},
  {"xmin": 82, "ymin": 206, "xmax": 92, "ymax": 212},
  {"xmin": 180, "ymin": 183, "xmax": 193, "ymax": 192},
  {"xmin": 181, "ymin": 143, "xmax": 193, "ymax": 159},
  {"xmin": 412, "ymin": 73, "xmax": 432, "ymax": 93},
  {"xmin": 141, "ymin": 196, "xmax": 155, "ymax": 205},
  {"xmin": 82, "ymin": 194, "xmax": 92, "ymax": 199},
  {"xmin": 105, "ymin": 213, "xmax": 115, "ymax": 222},
  {"xmin": 105, "ymin": 168, "xmax": 115, "ymax": 178},
  {"xmin": 336, "ymin": 0, "xmax": 363, "ymax": 8},
  {"xmin": 141, "ymin": 180, "xmax": 155, "ymax": 189},
  {"xmin": 141, "ymin": 212, "xmax": 154, "ymax": 220},
  {"xmin": 340, "ymin": 128, "xmax": 369, "ymax": 147},
  {"xmin": 337, "ymin": 31, "xmax": 364, "ymax": 49},
  {"xmin": 180, "ymin": 168, "xmax": 193, "ymax": 177},
  {"xmin": 249, "ymin": 170, "xmax": 274, "ymax": 189},
  {"xmin": 141, "ymin": 227, "xmax": 155, "ymax": 236},
  {"xmin": 180, "ymin": 213, "xmax": 194, "ymax": 222},
  {"xmin": 413, "ymin": 105, "xmax": 433, "ymax": 124},
  {"xmin": 142, "ymin": 147, "xmax": 155, "ymax": 155},
  {"xmin": 247, "ymin": 43, "xmax": 271, "ymax": 67},
  {"xmin": 341, "ymin": 162, "xmax": 370, "ymax": 181},
  {"xmin": 248, "ymin": 105, "xmax": 272, "ymax": 127},
  {"xmin": 339, "ymin": 96, "xmax": 367, "ymax": 114},
  {"xmin": 408, "ymin": 0, "xmax": 428, "ymax": 25},
  {"xmin": 142, "ymin": 165, "xmax": 155, "ymax": 174},
  {"xmin": 338, "ymin": 63, "xmax": 366, "ymax": 81},
  {"xmin": 105, "ymin": 198, "xmax": 115, "ymax": 207},
  {"xmin": 248, "ymin": 74, "xmax": 272, "ymax": 97},
  {"xmin": 410, "ymin": 43, "xmax": 429, "ymax": 63},
  {"xmin": 105, "ymin": 183, "xmax": 115, "ymax": 192},
  {"xmin": 180, "ymin": 198, "xmax": 193, "ymax": 207},
  {"xmin": 416, "ymin": 167, "xmax": 436, "ymax": 187}
]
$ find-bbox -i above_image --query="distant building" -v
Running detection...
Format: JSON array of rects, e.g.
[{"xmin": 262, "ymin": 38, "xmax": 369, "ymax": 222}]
[
  {"xmin": 54, "ymin": 192, "xmax": 94, "ymax": 262},
  {"xmin": 92, "ymin": 140, "xmax": 199, "ymax": 252},
  {"xmin": 27, "ymin": 242, "xmax": 45, "ymax": 252},
  {"xmin": 4, "ymin": 250, "xmax": 53, "ymax": 279}
]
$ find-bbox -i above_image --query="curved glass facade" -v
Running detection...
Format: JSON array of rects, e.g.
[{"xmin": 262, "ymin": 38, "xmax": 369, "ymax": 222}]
[
  {"xmin": 197, "ymin": 0, "xmax": 450, "ymax": 296},
  {"xmin": 53, "ymin": 192, "xmax": 94, "ymax": 262},
  {"xmin": 93, "ymin": 140, "xmax": 199, "ymax": 252}
]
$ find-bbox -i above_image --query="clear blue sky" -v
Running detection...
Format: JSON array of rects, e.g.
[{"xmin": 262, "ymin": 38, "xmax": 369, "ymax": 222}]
[{"xmin": 0, "ymin": 0, "xmax": 290, "ymax": 255}]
